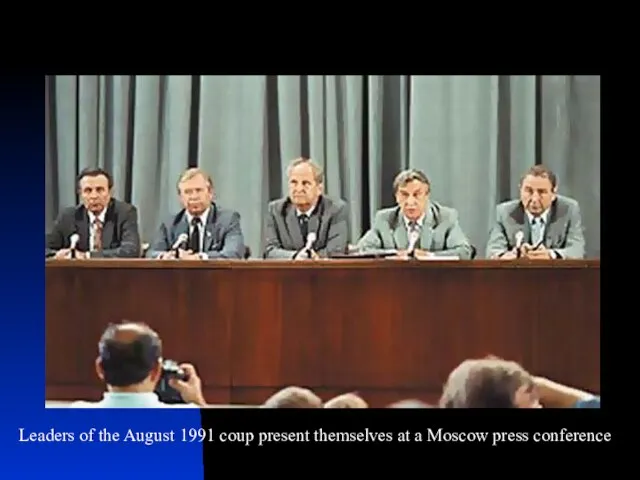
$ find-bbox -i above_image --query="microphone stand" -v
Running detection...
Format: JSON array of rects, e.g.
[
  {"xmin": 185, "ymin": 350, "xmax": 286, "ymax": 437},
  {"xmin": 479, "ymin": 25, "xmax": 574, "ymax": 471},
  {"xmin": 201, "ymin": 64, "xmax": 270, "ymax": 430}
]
[{"xmin": 70, "ymin": 248, "xmax": 76, "ymax": 259}]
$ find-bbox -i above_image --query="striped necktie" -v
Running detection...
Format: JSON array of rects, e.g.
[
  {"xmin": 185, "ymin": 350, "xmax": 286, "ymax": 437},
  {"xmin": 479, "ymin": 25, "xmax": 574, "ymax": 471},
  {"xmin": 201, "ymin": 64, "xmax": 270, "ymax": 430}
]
[{"xmin": 93, "ymin": 219, "xmax": 103, "ymax": 251}]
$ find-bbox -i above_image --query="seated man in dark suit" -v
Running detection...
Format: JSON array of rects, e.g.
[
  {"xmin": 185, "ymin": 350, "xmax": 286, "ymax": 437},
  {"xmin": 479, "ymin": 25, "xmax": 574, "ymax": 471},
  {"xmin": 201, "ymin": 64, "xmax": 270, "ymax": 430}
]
[
  {"xmin": 147, "ymin": 168, "xmax": 246, "ymax": 260},
  {"xmin": 46, "ymin": 167, "xmax": 141, "ymax": 259},
  {"xmin": 486, "ymin": 165, "xmax": 585, "ymax": 260},
  {"xmin": 356, "ymin": 169, "xmax": 474, "ymax": 259},
  {"xmin": 263, "ymin": 157, "xmax": 349, "ymax": 259}
]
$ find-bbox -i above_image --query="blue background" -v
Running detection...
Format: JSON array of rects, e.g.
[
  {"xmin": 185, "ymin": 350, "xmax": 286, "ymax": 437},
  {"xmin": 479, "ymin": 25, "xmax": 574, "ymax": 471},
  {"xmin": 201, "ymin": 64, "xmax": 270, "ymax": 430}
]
[{"xmin": 0, "ymin": 76, "xmax": 203, "ymax": 478}]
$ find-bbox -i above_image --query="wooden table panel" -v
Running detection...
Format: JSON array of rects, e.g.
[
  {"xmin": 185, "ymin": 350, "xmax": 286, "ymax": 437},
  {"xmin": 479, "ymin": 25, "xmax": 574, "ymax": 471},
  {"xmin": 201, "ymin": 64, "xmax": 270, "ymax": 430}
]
[{"xmin": 45, "ymin": 259, "xmax": 600, "ymax": 407}]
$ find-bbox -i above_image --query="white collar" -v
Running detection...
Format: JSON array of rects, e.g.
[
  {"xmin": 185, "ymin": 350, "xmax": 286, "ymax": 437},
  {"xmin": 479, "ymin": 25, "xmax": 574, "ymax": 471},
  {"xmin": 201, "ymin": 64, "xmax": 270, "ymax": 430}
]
[
  {"xmin": 296, "ymin": 203, "xmax": 317, "ymax": 217},
  {"xmin": 403, "ymin": 213, "xmax": 425, "ymax": 228},
  {"xmin": 88, "ymin": 208, "xmax": 107, "ymax": 224},
  {"xmin": 526, "ymin": 208, "xmax": 549, "ymax": 224},
  {"xmin": 186, "ymin": 207, "xmax": 210, "ymax": 225}
]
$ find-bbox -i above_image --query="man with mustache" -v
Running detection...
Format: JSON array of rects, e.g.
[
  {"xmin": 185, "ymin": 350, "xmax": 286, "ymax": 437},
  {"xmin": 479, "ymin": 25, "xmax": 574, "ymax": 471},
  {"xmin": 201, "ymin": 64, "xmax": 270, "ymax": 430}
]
[{"xmin": 486, "ymin": 165, "xmax": 586, "ymax": 260}]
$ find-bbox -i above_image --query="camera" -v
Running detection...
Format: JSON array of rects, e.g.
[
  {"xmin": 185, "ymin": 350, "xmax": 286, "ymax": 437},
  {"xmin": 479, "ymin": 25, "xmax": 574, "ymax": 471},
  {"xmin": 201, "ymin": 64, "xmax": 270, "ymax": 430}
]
[{"xmin": 155, "ymin": 359, "xmax": 188, "ymax": 404}]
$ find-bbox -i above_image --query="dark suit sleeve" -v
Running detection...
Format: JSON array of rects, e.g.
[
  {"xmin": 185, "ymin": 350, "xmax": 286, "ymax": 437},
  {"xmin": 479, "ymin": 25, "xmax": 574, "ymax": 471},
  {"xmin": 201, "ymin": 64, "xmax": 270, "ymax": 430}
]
[
  {"xmin": 45, "ymin": 210, "xmax": 70, "ymax": 258},
  {"xmin": 315, "ymin": 202, "xmax": 350, "ymax": 257},
  {"xmin": 263, "ymin": 205, "xmax": 298, "ymax": 259},
  {"xmin": 90, "ymin": 205, "xmax": 141, "ymax": 258},
  {"xmin": 146, "ymin": 221, "xmax": 172, "ymax": 259},
  {"xmin": 203, "ymin": 211, "xmax": 245, "ymax": 259}
]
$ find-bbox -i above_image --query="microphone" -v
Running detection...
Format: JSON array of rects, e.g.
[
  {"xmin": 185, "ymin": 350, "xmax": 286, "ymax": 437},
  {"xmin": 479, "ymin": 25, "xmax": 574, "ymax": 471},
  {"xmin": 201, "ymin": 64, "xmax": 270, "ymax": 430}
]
[
  {"xmin": 172, "ymin": 233, "xmax": 188, "ymax": 259},
  {"xmin": 407, "ymin": 229, "xmax": 420, "ymax": 258},
  {"xmin": 515, "ymin": 231, "xmax": 524, "ymax": 258},
  {"xmin": 69, "ymin": 233, "xmax": 79, "ymax": 259},
  {"xmin": 303, "ymin": 232, "xmax": 317, "ymax": 258}
]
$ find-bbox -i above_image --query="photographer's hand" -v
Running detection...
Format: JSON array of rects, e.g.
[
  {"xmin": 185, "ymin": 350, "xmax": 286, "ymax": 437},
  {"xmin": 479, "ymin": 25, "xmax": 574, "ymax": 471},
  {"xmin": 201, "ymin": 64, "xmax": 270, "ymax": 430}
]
[{"xmin": 168, "ymin": 363, "xmax": 207, "ymax": 407}]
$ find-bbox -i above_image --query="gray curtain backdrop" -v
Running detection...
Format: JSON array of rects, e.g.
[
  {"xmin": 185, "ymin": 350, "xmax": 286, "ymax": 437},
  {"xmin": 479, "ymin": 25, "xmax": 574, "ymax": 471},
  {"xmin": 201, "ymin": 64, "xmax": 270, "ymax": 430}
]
[{"xmin": 45, "ymin": 75, "xmax": 601, "ymax": 258}]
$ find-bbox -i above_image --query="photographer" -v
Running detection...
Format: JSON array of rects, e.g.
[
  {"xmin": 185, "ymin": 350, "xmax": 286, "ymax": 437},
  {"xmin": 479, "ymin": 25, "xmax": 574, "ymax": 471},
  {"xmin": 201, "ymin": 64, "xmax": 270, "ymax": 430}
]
[{"xmin": 69, "ymin": 322, "xmax": 207, "ymax": 408}]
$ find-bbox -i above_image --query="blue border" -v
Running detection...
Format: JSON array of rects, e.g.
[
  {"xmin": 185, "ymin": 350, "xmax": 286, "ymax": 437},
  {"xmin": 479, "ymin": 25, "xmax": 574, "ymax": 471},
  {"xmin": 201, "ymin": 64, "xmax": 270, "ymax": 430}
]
[{"xmin": 0, "ymin": 76, "xmax": 202, "ymax": 478}]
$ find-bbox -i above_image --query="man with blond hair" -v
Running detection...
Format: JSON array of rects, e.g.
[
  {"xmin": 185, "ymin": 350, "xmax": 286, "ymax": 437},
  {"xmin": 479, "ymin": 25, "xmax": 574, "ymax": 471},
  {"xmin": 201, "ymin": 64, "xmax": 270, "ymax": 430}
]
[
  {"xmin": 263, "ymin": 158, "xmax": 349, "ymax": 260},
  {"xmin": 147, "ymin": 168, "xmax": 246, "ymax": 260}
]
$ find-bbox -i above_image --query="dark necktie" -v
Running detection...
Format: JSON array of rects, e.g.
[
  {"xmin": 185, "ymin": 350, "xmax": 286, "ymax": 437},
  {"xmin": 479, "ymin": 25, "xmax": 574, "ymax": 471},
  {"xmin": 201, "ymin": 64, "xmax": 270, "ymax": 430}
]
[
  {"xmin": 189, "ymin": 217, "xmax": 201, "ymax": 253},
  {"xmin": 298, "ymin": 214, "xmax": 309, "ymax": 242}
]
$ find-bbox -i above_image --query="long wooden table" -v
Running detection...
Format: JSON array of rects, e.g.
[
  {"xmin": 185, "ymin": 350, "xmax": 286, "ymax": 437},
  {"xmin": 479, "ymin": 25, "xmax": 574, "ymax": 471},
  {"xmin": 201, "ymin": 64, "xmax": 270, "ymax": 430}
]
[{"xmin": 45, "ymin": 259, "xmax": 600, "ymax": 407}]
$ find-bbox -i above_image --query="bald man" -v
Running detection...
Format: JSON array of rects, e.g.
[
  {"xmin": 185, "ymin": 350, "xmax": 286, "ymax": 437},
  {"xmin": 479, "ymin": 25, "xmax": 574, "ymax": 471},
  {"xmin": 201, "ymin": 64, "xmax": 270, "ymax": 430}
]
[{"xmin": 69, "ymin": 322, "xmax": 206, "ymax": 408}]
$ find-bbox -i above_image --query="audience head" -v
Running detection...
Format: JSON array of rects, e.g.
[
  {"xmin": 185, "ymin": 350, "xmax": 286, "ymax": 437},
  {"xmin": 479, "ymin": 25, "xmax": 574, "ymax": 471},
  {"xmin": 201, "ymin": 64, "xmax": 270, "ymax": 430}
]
[
  {"xmin": 77, "ymin": 167, "xmax": 113, "ymax": 215},
  {"xmin": 287, "ymin": 158, "xmax": 323, "ymax": 213},
  {"xmin": 262, "ymin": 386, "xmax": 323, "ymax": 408},
  {"xmin": 519, "ymin": 164, "xmax": 558, "ymax": 217},
  {"xmin": 177, "ymin": 168, "xmax": 214, "ymax": 216},
  {"xmin": 440, "ymin": 358, "xmax": 541, "ymax": 408},
  {"xmin": 95, "ymin": 321, "xmax": 163, "ymax": 393},
  {"xmin": 393, "ymin": 169, "xmax": 430, "ymax": 222},
  {"xmin": 324, "ymin": 393, "xmax": 368, "ymax": 408},
  {"xmin": 388, "ymin": 399, "xmax": 434, "ymax": 408}
]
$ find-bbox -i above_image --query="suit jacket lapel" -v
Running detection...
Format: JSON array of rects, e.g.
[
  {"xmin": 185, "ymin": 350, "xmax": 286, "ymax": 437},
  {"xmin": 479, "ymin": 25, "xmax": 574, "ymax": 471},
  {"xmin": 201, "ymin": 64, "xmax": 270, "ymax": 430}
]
[
  {"xmin": 543, "ymin": 200, "xmax": 561, "ymax": 248},
  {"xmin": 420, "ymin": 204, "xmax": 435, "ymax": 250},
  {"xmin": 74, "ymin": 208, "xmax": 90, "ymax": 251},
  {"xmin": 391, "ymin": 210, "xmax": 408, "ymax": 249},
  {"xmin": 174, "ymin": 213, "xmax": 190, "ymax": 247},
  {"xmin": 286, "ymin": 204, "xmax": 305, "ymax": 248},
  {"xmin": 307, "ymin": 200, "xmax": 322, "ymax": 244},
  {"xmin": 510, "ymin": 203, "xmax": 532, "ymax": 245},
  {"xmin": 101, "ymin": 202, "xmax": 115, "ymax": 250},
  {"xmin": 203, "ymin": 205, "xmax": 217, "ymax": 251}
]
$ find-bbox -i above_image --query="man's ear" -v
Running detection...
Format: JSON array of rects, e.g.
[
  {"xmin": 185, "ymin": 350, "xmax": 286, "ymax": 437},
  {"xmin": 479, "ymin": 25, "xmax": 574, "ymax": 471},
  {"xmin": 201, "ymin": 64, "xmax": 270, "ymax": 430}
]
[
  {"xmin": 149, "ymin": 359, "xmax": 162, "ymax": 382},
  {"xmin": 95, "ymin": 358, "xmax": 105, "ymax": 382}
]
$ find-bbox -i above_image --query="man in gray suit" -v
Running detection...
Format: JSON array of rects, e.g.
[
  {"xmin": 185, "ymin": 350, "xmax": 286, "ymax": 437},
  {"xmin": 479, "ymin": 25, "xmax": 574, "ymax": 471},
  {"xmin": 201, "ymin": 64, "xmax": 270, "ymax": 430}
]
[
  {"xmin": 263, "ymin": 157, "xmax": 349, "ymax": 259},
  {"xmin": 147, "ymin": 168, "xmax": 246, "ymax": 260},
  {"xmin": 356, "ymin": 169, "xmax": 474, "ymax": 259},
  {"xmin": 46, "ymin": 167, "xmax": 141, "ymax": 259},
  {"xmin": 486, "ymin": 165, "xmax": 585, "ymax": 260}
]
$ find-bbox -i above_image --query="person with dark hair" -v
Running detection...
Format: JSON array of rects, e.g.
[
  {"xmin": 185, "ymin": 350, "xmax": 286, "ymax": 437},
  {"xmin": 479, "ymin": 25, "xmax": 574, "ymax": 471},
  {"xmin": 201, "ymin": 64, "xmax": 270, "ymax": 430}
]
[
  {"xmin": 356, "ymin": 168, "xmax": 474, "ymax": 259},
  {"xmin": 46, "ymin": 167, "xmax": 141, "ymax": 259},
  {"xmin": 486, "ymin": 164, "xmax": 586, "ymax": 260},
  {"xmin": 69, "ymin": 322, "xmax": 206, "ymax": 408}
]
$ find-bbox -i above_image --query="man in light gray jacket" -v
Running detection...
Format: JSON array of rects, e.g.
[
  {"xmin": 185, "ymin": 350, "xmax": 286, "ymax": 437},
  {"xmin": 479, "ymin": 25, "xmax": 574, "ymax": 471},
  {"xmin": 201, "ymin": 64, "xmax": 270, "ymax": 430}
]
[
  {"xmin": 486, "ymin": 165, "xmax": 585, "ymax": 260},
  {"xmin": 356, "ymin": 169, "xmax": 474, "ymax": 260}
]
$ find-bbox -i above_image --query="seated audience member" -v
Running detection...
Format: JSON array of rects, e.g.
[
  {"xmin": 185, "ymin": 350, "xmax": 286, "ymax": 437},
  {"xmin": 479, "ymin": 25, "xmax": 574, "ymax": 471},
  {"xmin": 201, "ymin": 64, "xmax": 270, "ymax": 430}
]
[
  {"xmin": 324, "ymin": 393, "xmax": 368, "ymax": 408},
  {"xmin": 261, "ymin": 386, "xmax": 323, "ymax": 408},
  {"xmin": 147, "ymin": 168, "xmax": 246, "ymax": 260},
  {"xmin": 69, "ymin": 322, "xmax": 206, "ymax": 408},
  {"xmin": 263, "ymin": 157, "xmax": 349, "ymax": 260},
  {"xmin": 439, "ymin": 358, "xmax": 542, "ymax": 408},
  {"xmin": 356, "ymin": 169, "xmax": 474, "ymax": 259},
  {"xmin": 46, "ymin": 167, "xmax": 141, "ymax": 259},
  {"xmin": 486, "ymin": 165, "xmax": 586, "ymax": 260}
]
